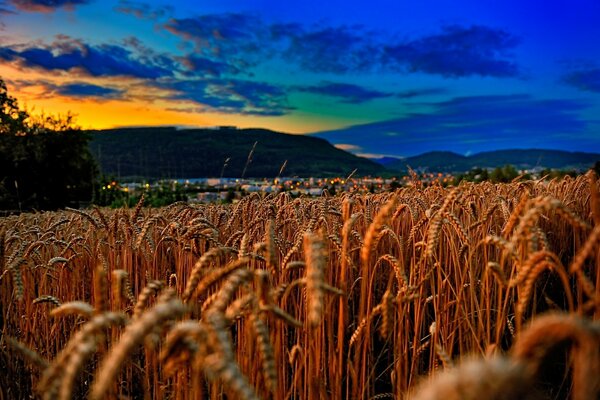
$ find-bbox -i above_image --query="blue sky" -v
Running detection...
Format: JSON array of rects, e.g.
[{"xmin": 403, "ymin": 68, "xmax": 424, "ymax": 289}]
[{"xmin": 0, "ymin": 0, "xmax": 599, "ymax": 157}]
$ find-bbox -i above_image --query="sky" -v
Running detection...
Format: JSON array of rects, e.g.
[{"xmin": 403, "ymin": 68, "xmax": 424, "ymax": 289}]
[{"xmin": 0, "ymin": 0, "xmax": 599, "ymax": 157}]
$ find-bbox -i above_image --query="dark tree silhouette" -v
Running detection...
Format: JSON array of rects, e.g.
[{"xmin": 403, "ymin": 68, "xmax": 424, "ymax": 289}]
[{"xmin": 0, "ymin": 78, "xmax": 97, "ymax": 211}]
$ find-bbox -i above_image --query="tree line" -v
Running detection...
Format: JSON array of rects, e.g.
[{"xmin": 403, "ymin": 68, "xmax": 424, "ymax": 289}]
[{"xmin": 0, "ymin": 79, "xmax": 96, "ymax": 211}]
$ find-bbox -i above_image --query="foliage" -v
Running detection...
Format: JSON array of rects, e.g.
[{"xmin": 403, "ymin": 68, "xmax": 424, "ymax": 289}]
[
  {"xmin": 489, "ymin": 164, "xmax": 519, "ymax": 182},
  {"xmin": 94, "ymin": 178, "xmax": 190, "ymax": 208},
  {"xmin": 0, "ymin": 80, "xmax": 29, "ymax": 135},
  {"xmin": 453, "ymin": 167, "xmax": 490, "ymax": 184},
  {"xmin": 0, "ymin": 78, "xmax": 97, "ymax": 210},
  {"xmin": 539, "ymin": 168, "xmax": 578, "ymax": 180}
]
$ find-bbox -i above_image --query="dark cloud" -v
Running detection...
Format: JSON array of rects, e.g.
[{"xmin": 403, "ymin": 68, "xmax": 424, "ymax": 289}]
[
  {"xmin": 119, "ymin": 36, "xmax": 180, "ymax": 72},
  {"xmin": 296, "ymin": 81, "xmax": 391, "ymax": 103},
  {"xmin": 9, "ymin": 0, "xmax": 90, "ymax": 13},
  {"xmin": 177, "ymin": 55, "xmax": 240, "ymax": 77},
  {"xmin": 114, "ymin": 0, "xmax": 172, "ymax": 21},
  {"xmin": 1, "ymin": 33, "xmax": 290, "ymax": 114},
  {"xmin": 281, "ymin": 25, "xmax": 377, "ymax": 73},
  {"xmin": 396, "ymin": 87, "xmax": 447, "ymax": 99},
  {"xmin": 163, "ymin": 15, "xmax": 522, "ymax": 78},
  {"xmin": 164, "ymin": 13, "xmax": 268, "ymax": 68},
  {"xmin": 315, "ymin": 95, "xmax": 592, "ymax": 156},
  {"xmin": 54, "ymin": 82, "xmax": 124, "ymax": 98},
  {"xmin": 0, "ymin": 38, "xmax": 173, "ymax": 79},
  {"xmin": 163, "ymin": 15, "xmax": 377, "ymax": 74},
  {"xmin": 155, "ymin": 78, "xmax": 293, "ymax": 116},
  {"xmin": 8, "ymin": 78, "xmax": 125, "ymax": 100},
  {"xmin": 563, "ymin": 68, "xmax": 600, "ymax": 93},
  {"xmin": 383, "ymin": 25, "xmax": 520, "ymax": 77}
]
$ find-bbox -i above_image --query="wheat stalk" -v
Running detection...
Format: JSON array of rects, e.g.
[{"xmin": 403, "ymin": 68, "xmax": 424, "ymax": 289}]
[{"xmin": 89, "ymin": 300, "xmax": 186, "ymax": 400}]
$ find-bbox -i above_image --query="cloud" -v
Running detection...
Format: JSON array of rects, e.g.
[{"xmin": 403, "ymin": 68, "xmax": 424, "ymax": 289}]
[
  {"xmin": 164, "ymin": 13, "xmax": 268, "ymax": 68},
  {"xmin": 334, "ymin": 143, "xmax": 362, "ymax": 152},
  {"xmin": 315, "ymin": 95, "xmax": 593, "ymax": 156},
  {"xmin": 9, "ymin": 0, "xmax": 91, "ymax": 13},
  {"xmin": 54, "ymin": 82, "xmax": 124, "ymax": 98},
  {"xmin": 155, "ymin": 78, "xmax": 293, "ymax": 116},
  {"xmin": 396, "ymin": 87, "xmax": 447, "ymax": 99},
  {"xmin": 0, "ymin": 37, "xmax": 174, "ymax": 79},
  {"xmin": 563, "ymin": 68, "xmax": 600, "ymax": 93},
  {"xmin": 1, "ymin": 33, "xmax": 290, "ymax": 115},
  {"xmin": 8, "ymin": 78, "xmax": 125, "ymax": 100},
  {"xmin": 162, "ymin": 14, "xmax": 523, "ymax": 78},
  {"xmin": 281, "ymin": 25, "xmax": 377, "ymax": 73},
  {"xmin": 295, "ymin": 81, "xmax": 391, "ymax": 103},
  {"xmin": 163, "ymin": 15, "xmax": 379, "ymax": 74},
  {"xmin": 114, "ymin": 0, "xmax": 173, "ymax": 21},
  {"xmin": 177, "ymin": 55, "xmax": 240, "ymax": 77},
  {"xmin": 383, "ymin": 25, "xmax": 520, "ymax": 77}
]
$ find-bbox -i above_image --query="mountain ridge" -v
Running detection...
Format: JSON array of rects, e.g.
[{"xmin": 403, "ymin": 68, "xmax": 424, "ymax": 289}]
[
  {"xmin": 376, "ymin": 149, "xmax": 600, "ymax": 172},
  {"xmin": 88, "ymin": 126, "xmax": 385, "ymax": 179},
  {"xmin": 87, "ymin": 126, "xmax": 599, "ymax": 179}
]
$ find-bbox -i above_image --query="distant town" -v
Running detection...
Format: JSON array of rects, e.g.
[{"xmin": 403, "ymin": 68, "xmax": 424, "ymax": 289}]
[{"xmin": 97, "ymin": 163, "xmax": 589, "ymax": 207}]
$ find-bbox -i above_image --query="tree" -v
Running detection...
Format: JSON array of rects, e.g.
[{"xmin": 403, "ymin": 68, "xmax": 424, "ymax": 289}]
[
  {"xmin": 0, "ymin": 78, "xmax": 97, "ymax": 210},
  {"xmin": 490, "ymin": 164, "xmax": 519, "ymax": 183},
  {"xmin": 0, "ymin": 80, "xmax": 29, "ymax": 135}
]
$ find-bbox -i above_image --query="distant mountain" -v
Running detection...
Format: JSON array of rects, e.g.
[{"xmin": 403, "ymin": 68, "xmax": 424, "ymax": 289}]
[
  {"xmin": 88, "ymin": 127, "xmax": 384, "ymax": 179},
  {"xmin": 468, "ymin": 149, "xmax": 600, "ymax": 170},
  {"xmin": 370, "ymin": 156, "xmax": 402, "ymax": 166},
  {"xmin": 389, "ymin": 151, "xmax": 470, "ymax": 171},
  {"xmin": 384, "ymin": 149, "xmax": 600, "ymax": 172}
]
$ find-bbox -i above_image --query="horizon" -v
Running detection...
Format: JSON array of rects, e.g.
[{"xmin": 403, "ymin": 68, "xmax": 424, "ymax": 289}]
[
  {"xmin": 1, "ymin": 0, "xmax": 599, "ymax": 157},
  {"xmin": 89, "ymin": 126, "xmax": 600, "ymax": 163}
]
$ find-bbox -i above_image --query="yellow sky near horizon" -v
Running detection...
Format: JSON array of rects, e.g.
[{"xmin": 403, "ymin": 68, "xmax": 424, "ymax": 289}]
[{"xmin": 2, "ymin": 65, "xmax": 350, "ymax": 133}]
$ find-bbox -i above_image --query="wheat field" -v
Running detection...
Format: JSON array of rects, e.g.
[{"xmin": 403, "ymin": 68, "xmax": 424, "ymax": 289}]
[{"xmin": 1, "ymin": 172, "xmax": 599, "ymax": 399}]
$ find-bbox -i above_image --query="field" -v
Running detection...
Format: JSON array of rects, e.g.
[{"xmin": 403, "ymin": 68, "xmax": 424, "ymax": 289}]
[{"xmin": 1, "ymin": 173, "xmax": 599, "ymax": 399}]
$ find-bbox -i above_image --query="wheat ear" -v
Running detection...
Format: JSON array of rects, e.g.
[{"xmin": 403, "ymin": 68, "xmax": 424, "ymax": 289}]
[
  {"xmin": 303, "ymin": 231, "xmax": 327, "ymax": 328},
  {"xmin": 513, "ymin": 313, "xmax": 600, "ymax": 400},
  {"xmin": 89, "ymin": 299, "xmax": 187, "ymax": 400},
  {"xmin": 182, "ymin": 246, "xmax": 236, "ymax": 303},
  {"xmin": 38, "ymin": 312, "xmax": 127, "ymax": 396}
]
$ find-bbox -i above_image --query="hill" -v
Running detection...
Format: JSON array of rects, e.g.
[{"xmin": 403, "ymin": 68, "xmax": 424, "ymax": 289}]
[
  {"xmin": 384, "ymin": 149, "xmax": 600, "ymax": 172},
  {"xmin": 88, "ymin": 127, "xmax": 384, "ymax": 179},
  {"xmin": 386, "ymin": 151, "xmax": 470, "ymax": 171}
]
